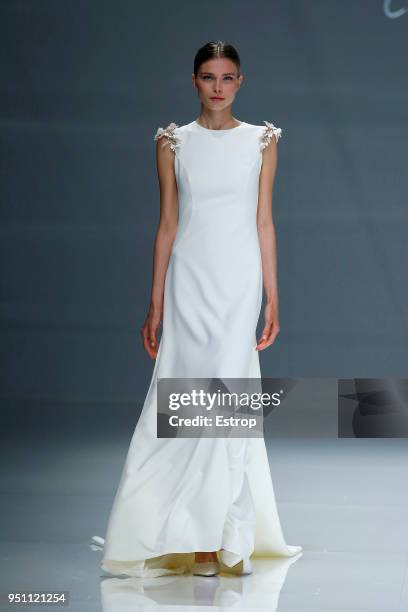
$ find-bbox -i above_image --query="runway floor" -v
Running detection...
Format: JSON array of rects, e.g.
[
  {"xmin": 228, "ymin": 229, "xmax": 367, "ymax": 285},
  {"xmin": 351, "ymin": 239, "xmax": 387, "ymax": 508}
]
[{"xmin": 1, "ymin": 430, "xmax": 407, "ymax": 611}]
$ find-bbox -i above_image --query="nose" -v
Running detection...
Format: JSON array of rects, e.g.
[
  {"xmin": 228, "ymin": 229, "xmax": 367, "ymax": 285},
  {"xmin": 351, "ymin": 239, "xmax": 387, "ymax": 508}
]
[{"xmin": 213, "ymin": 80, "xmax": 223, "ymax": 94}]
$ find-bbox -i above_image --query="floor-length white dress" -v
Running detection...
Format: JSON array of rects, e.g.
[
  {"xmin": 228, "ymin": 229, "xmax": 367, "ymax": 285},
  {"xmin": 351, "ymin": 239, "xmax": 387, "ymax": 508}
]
[{"xmin": 92, "ymin": 119, "xmax": 302, "ymax": 577}]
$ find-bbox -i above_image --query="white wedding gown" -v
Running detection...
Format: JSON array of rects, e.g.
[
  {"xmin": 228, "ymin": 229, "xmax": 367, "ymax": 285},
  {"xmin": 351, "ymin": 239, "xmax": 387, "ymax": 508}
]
[{"xmin": 92, "ymin": 119, "xmax": 302, "ymax": 577}]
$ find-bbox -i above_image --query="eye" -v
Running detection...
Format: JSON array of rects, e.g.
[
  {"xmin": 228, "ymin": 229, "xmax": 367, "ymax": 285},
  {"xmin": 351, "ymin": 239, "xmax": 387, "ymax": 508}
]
[{"xmin": 201, "ymin": 75, "xmax": 234, "ymax": 81}]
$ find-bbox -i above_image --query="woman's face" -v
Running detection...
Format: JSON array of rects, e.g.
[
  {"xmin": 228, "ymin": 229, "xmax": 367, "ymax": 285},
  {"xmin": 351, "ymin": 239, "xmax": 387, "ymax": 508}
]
[{"xmin": 192, "ymin": 58, "xmax": 243, "ymax": 111}]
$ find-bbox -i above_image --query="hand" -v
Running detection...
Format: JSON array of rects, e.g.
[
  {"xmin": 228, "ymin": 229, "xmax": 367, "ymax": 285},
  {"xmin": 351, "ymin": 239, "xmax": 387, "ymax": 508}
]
[
  {"xmin": 256, "ymin": 301, "xmax": 280, "ymax": 351},
  {"xmin": 140, "ymin": 304, "xmax": 162, "ymax": 359}
]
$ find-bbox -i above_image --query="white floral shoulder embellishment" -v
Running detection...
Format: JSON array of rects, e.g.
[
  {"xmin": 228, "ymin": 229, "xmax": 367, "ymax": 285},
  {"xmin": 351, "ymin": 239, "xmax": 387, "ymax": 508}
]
[
  {"xmin": 260, "ymin": 120, "xmax": 282, "ymax": 151},
  {"xmin": 154, "ymin": 122, "xmax": 182, "ymax": 152}
]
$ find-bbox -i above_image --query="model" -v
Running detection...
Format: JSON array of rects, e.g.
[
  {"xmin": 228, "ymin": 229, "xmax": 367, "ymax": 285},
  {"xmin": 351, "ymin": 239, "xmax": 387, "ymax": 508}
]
[{"xmin": 92, "ymin": 40, "xmax": 302, "ymax": 578}]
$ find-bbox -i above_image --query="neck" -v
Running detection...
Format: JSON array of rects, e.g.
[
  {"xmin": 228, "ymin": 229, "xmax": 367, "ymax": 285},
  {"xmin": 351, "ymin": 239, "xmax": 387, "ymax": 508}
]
[{"xmin": 196, "ymin": 110, "xmax": 238, "ymax": 131}]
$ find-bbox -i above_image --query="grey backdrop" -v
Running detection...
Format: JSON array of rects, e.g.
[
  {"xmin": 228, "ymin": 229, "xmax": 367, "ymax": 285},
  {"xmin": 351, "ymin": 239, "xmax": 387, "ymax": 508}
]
[{"xmin": 1, "ymin": 0, "xmax": 407, "ymax": 437}]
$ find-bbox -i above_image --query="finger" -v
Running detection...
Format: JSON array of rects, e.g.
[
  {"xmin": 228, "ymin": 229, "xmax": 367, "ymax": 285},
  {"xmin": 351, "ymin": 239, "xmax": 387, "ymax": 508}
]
[
  {"xmin": 148, "ymin": 324, "xmax": 158, "ymax": 348},
  {"xmin": 141, "ymin": 324, "xmax": 156, "ymax": 358},
  {"xmin": 146, "ymin": 339, "xmax": 157, "ymax": 359},
  {"xmin": 257, "ymin": 324, "xmax": 272, "ymax": 347},
  {"xmin": 141, "ymin": 324, "xmax": 149, "ymax": 348},
  {"xmin": 256, "ymin": 323, "xmax": 279, "ymax": 350},
  {"xmin": 149, "ymin": 323, "xmax": 161, "ymax": 359},
  {"xmin": 256, "ymin": 335, "xmax": 270, "ymax": 351},
  {"xmin": 262, "ymin": 328, "xmax": 280, "ymax": 350}
]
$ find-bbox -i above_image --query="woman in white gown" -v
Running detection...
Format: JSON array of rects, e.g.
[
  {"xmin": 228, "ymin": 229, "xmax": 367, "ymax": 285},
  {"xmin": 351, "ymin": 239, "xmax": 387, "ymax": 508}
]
[{"xmin": 92, "ymin": 41, "xmax": 302, "ymax": 578}]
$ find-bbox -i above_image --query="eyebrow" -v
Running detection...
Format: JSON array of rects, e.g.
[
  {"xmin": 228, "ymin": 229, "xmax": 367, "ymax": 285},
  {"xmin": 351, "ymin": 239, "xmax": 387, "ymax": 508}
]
[{"xmin": 200, "ymin": 72, "xmax": 236, "ymax": 76}]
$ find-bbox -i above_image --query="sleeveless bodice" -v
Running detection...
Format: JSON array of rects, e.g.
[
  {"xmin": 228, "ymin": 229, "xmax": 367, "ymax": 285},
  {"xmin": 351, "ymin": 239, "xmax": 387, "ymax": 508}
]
[{"xmin": 154, "ymin": 119, "xmax": 281, "ymax": 258}]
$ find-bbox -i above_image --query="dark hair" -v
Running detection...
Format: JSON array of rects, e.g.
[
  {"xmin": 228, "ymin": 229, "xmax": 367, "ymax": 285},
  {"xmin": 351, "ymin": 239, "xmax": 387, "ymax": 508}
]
[{"xmin": 193, "ymin": 41, "xmax": 241, "ymax": 77}]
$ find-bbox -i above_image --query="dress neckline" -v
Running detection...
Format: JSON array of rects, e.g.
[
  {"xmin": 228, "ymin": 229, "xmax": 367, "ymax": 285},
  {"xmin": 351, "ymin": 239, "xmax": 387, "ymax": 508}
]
[{"xmin": 193, "ymin": 120, "xmax": 245, "ymax": 133}]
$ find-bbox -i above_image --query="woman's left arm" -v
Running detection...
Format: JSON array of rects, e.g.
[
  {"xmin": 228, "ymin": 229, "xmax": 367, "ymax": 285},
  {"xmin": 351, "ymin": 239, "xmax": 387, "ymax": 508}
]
[{"xmin": 256, "ymin": 136, "xmax": 280, "ymax": 351}]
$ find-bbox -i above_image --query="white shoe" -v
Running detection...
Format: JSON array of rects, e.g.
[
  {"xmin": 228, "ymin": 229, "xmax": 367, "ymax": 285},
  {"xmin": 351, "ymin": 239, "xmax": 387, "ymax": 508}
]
[
  {"xmin": 218, "ymin": 549, "xmax": 252, "ymax": 575},
  {"xmin": 192, "ymin": 561, "xmax": 220, "ymax": 576}
]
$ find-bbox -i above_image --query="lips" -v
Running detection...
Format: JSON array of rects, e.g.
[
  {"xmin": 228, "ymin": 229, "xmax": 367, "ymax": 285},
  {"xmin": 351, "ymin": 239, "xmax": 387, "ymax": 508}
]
[{"xmin": 210, "ymin": 97, "xmax": 224, "ymax": 101}]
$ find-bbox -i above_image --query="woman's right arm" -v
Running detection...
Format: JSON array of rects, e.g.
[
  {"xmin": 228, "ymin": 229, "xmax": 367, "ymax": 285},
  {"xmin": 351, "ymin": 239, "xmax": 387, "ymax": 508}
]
[{"xmin": 140, "ymin": 137, "xmax": 178, "ymax": 359}]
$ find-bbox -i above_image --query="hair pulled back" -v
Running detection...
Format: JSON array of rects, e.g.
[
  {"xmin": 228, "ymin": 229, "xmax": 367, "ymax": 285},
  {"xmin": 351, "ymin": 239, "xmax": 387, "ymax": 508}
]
[{"xmin": 193, "ymin": 41, "xmax": 241, "ymax": 77}]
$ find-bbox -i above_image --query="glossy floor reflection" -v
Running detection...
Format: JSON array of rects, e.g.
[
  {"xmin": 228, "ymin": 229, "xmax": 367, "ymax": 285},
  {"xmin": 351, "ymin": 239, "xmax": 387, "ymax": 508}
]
[
  {"xmin": 99, "ymin": 555, "xmax": 301, "ymax": 609},
  {"xmin": 1, "ymin": 435, "xmax": 408, "ymax": 610}
]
